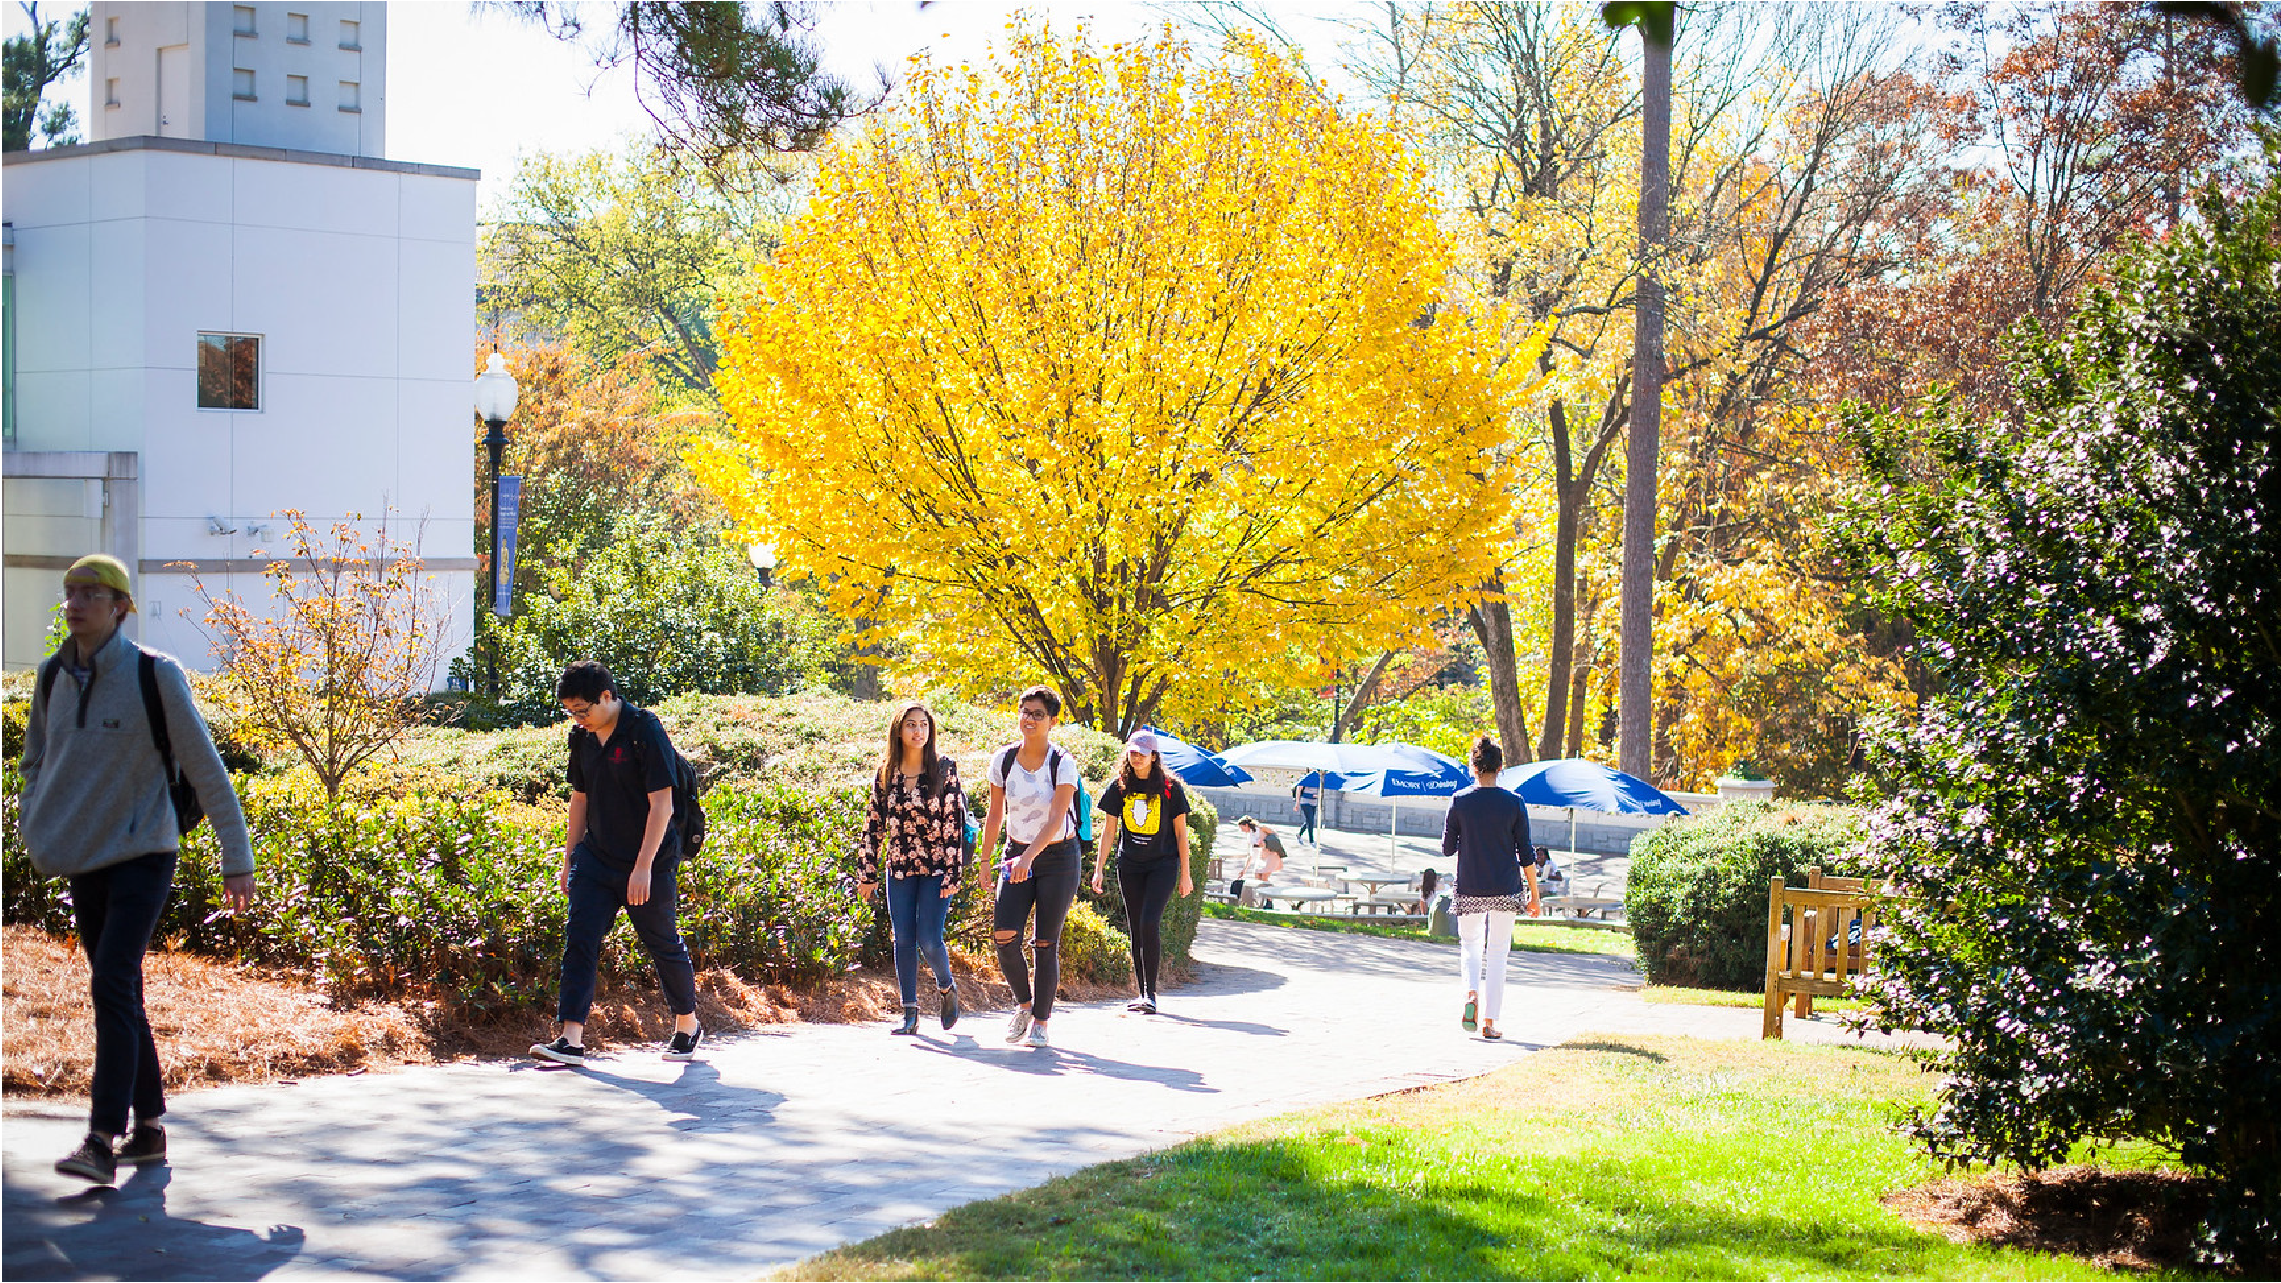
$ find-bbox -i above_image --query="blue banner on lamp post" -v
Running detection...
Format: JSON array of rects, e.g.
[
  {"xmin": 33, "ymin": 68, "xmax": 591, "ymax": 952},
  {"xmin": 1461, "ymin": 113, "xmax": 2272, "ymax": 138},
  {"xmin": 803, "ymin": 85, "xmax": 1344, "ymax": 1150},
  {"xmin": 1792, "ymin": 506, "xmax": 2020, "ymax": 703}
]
[{"xmin": 493, "ymin": 475, "xmax": 522, "ymax": 617}]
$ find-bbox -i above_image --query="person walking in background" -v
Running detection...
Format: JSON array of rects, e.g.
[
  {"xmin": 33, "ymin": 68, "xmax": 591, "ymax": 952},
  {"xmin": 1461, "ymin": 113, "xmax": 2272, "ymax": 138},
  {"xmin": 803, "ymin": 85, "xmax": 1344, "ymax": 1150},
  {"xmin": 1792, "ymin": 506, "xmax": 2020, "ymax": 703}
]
[
  {"xmin": 978, "ymin": 686, "xmax": 1081, "ymax": 1048},
  {"xmin": 530, "ymin": 661, "xmax": 703, "ymax": 1067},
  {"xmin": 1230, "ymin": 817, "xmax": 1286, "ymax": 905},
  {"xmin": 857, "ymin": 701, "xmax": 968, "ymax": 1036},
  {"xmin": 1440, "ymin": 737, "xmax": 1540, "ymax": 1040},
  {"xmin": 1292, "ymin": 770, "xmax": 1325, "ymax": 847},
  {"xmin": 20, "ymin": 555, "xmax": 257, "ymax": 1184},
  {"xmin": 1090, "ymin": 731, "xmax": 1193, "ymax": 1014}
]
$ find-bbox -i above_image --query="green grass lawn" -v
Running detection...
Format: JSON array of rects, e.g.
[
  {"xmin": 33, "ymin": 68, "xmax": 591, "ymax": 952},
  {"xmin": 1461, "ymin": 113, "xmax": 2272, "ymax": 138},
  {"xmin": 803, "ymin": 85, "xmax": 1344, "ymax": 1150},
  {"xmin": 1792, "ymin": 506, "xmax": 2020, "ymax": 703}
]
[
  {"xmin": 788, "ymin": 1035, "xmax": 2185, "ymax": 1281},
  {"xmin": 1202, "ymin": 901, "xmax": 1636, "ymax": 960},
  {"xmin": 1643, "ymin": 984, "xmax": 1869, "ymax": 1013}
]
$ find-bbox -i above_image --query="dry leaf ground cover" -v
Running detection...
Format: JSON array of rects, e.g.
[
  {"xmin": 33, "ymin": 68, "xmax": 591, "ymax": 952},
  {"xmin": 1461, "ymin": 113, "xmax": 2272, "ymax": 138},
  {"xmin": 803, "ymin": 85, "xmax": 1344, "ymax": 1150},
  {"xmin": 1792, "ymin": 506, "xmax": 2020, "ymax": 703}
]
[
  {"xmin": 790, "ymin": 1035, "xmax": 2209, "ymax": 1281},
  {"xmin": 2, "ymin": 924, "xmax": 1129, "ymax": 1098}
]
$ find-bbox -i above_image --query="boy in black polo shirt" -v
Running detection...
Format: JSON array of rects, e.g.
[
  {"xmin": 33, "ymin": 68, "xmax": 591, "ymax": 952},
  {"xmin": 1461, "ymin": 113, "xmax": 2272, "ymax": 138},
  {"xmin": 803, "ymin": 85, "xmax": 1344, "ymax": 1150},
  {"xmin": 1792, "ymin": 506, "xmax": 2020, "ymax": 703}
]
[{"xmin": 529, "ymin": 660, "xmax": 703, "ymax": 1066}]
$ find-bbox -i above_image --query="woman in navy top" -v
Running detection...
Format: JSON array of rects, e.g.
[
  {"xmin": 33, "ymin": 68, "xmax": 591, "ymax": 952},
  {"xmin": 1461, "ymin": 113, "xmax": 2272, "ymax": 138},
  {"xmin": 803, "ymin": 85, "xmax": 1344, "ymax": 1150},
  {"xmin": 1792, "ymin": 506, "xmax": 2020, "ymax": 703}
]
[{"xmin": 1439, "ymin": 737, "xmax": 1540, "ymax": 1039}]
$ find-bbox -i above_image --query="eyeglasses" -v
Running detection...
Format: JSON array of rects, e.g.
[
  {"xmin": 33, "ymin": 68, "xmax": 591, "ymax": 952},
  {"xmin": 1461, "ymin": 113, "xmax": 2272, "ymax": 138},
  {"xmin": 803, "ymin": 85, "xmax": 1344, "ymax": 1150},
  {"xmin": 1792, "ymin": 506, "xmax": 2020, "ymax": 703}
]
[
  {"xmin": 563, "ymin": 702, "xmax": 598, "ymax": 722},
  {"xmin": 1018, "ymin": 707, "xmax": 1051, "ymax": 722},
  {"xmin": 62, "ymin": 586, "xmax": 120, "ymax": 605}
]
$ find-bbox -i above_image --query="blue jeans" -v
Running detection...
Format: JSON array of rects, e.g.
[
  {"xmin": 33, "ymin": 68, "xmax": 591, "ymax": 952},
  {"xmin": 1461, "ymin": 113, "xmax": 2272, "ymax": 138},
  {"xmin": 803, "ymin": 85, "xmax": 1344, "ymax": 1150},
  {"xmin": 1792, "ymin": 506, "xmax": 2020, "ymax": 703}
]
[
  {"xmin": 1298, "ymin": 804, "xmax": 1319, "ymax": 844},
  {"xmin": 886, "ymin": 872, "xmax": 955, "ymax": 1006},
  {"xmin": 557, "ymin": 843, "xmax": 696, "ymax": 1025},
  {"xmin": 69, "ymin": 851, "xmax": 176, "ymax": 1135}
]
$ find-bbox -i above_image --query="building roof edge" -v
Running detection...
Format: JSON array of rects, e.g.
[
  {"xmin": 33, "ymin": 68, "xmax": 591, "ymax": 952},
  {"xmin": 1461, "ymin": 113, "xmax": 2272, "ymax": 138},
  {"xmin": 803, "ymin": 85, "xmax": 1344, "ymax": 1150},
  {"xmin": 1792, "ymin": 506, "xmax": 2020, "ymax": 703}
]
[{"xmin": 2, "ymin": 135, "xmax": 479, "ymax": 181}]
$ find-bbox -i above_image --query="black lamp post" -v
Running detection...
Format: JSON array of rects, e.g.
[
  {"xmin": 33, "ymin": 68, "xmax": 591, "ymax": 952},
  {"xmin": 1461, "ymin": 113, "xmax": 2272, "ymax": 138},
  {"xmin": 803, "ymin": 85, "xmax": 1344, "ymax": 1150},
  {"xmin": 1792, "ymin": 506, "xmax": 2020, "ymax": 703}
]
[{"xmin": 473, "ymin": 352, "xmax": 520, "ymax": 696}]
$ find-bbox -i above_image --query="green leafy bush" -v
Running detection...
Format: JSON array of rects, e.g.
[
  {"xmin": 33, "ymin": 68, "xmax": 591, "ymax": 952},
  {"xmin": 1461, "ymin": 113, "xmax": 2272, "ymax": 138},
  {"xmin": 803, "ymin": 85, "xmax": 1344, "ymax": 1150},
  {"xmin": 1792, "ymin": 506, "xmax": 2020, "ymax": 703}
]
[
  {"xmin": 5, "ymin": 768, "xmax": 879, "ymax": 1010},
  {"xmin": 1836, "ymin": 184, "xmax": 2280, "ymax": 1265},
  {"xmin": 455, "ymin": 521, "xmax": 854, "ymax": 726},
  {"xmin": 1057, "ymin": 901, "xmax": 1132, "ymax": 986},
  {"xmin": 1625, "ymin": 802, "xmax": 1865, "ymax": 990}
]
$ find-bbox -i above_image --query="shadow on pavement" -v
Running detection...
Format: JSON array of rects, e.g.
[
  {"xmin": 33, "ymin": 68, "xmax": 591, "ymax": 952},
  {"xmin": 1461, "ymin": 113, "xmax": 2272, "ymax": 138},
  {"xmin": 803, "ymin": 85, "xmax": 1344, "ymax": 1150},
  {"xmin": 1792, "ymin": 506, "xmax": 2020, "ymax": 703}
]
[
  {"xmin": 1179, "ymin": 959, "xmax": 1288, "ymax": 996},
  {"xmin": 910, "ymin": 1038, "xmax": 1217, "ymax": 1092},
  {"xmin": 577, "ymin": 1059, "xmax": 787, "ymax": 1132},
  {"xmin": 1150, "ymin": 1012, "xmax": 1289, "ymax": 1037},
  {"xmin": 2, "ymin": 1164, "xmax": 305, "ymax": 1282}
]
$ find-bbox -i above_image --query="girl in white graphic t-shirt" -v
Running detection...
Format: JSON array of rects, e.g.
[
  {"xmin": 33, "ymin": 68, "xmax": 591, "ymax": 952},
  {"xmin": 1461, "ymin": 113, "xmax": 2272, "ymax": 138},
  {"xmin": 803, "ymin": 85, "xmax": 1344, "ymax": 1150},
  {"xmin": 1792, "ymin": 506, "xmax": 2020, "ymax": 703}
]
[{"xmin": 975, "ymin": 685, "xmax": 1080, "ymax": 1048}]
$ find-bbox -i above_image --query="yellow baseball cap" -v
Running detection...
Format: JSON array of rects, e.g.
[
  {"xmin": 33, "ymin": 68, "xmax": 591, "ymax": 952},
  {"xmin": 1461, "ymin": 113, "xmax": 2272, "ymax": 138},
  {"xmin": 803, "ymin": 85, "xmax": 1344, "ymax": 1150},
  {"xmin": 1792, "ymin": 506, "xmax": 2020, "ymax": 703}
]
[{"xmin": 63, "ymin": 553, "xmax": 136, "ymax": 611}]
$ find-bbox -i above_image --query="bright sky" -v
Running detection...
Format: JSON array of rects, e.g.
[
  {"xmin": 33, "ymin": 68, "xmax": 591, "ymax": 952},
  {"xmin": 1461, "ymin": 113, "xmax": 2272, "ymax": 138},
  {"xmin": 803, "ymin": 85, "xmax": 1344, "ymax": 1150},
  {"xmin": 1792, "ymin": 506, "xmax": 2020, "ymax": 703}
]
[
  {"xmin": 389, "ymin": 0, "xmax": 1363, "ymax": 206},
  {"xmin": 5, "ymin": 2, "xmax": 1362, "ymax": 208}
]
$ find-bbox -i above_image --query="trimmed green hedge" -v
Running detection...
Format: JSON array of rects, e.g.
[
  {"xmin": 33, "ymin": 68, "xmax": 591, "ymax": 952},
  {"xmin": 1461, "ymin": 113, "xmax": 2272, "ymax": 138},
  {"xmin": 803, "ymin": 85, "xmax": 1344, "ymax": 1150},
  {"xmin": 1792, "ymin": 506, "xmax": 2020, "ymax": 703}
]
[
  {"xmin": 5, "ymin": 688, "xmax": 1167, "ymax": 1004},
  {"xmin": 1626, "ymin": 802, "xmax": 1866, "ymax": 990},
  {"xmin": 4, "ymin": 770, "xmax": 875, "ymax": 1010}
]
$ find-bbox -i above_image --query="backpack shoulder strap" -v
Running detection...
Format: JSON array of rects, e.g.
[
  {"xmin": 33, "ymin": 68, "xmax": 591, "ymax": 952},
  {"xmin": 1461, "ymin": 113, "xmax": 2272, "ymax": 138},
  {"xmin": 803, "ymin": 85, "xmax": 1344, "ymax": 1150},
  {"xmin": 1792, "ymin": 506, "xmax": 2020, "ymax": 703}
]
[
  {"xmin": 35, "ymin": 653, "xmax": 62, "ymax": 713},
  {"xmin": 999, "ymin": 745, "xmax": 1019, "ymax": 783},
  {"xmin": 136, "ymin": 649, "xmax": 183, "ymax": 783}
]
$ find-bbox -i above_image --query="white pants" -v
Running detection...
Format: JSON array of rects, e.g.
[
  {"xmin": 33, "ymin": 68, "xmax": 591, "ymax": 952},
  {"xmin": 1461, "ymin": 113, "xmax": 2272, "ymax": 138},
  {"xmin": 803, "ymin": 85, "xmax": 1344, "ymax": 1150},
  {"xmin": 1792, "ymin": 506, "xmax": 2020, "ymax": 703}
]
[{"xmin": 1459, "ymin": 910, "xmax": 1517, "ymax": 1021}]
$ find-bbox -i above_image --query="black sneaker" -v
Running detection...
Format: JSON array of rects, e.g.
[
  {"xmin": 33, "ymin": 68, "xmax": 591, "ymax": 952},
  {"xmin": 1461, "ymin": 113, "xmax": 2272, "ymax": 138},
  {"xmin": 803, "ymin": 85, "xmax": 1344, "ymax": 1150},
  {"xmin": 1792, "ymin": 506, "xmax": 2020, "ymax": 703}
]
[
  {"xmin": 54, "ymin": 1132, "xmax": 116, "ymax": 1184},
  {"xmin": 664, "ymin": 1025, "xmax": 705, "ymax": 1061},
  {"xmin": 117, "ymin": 1123, "xmax": 167, "ymax": 1166},
  {"xmin": 939, "ymin": 984, "xmax": 961, "ymax": 1031},
  {"xmin": 530, "ymin": 1036, "xmax": 586, "ymax": 1066}
]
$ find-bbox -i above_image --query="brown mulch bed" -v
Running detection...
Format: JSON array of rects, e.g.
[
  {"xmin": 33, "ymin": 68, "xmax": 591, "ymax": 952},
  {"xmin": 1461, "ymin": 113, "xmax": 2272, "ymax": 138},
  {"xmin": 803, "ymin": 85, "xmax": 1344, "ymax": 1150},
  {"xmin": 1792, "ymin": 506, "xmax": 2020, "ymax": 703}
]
[
  {"xmin": 3, "ymin": 925, "xmax": 1132, "ymax": 1098},
  {"xmin": 1884, "ymin": 1163, "xmax": 2218, "ymax": 1274}
]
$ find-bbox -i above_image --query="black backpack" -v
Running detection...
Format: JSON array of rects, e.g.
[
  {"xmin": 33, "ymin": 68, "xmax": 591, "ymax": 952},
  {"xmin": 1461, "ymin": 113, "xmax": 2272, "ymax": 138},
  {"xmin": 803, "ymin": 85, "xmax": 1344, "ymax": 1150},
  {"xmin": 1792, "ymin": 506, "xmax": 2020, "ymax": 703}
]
[
  {"xmin": 567, "ymin": 706, "xmax": 706, "ymax": 857},
  {"xmin": 670, "ymin": 744, "xmax": 707, "ymax": 856},
  {"xmin": 640, "ymin": 708, "xmax": 707, "ymax": 857},
  {"xmin": 37, "ymin": 647, "xmax": 206, "ymax": 838}
]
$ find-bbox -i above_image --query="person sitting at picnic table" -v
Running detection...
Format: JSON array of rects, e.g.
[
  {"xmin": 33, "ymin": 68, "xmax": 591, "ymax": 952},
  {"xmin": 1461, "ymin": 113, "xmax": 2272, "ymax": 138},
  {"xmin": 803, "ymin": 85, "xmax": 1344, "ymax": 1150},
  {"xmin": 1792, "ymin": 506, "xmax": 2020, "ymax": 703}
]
[
  {"xmin": 1409, "ymin": 867, "xmax": 1441, "ymax": 917},
  {"xmin": 1230, "ymin": 817, "xmax": 1285, "ymax": 906}
]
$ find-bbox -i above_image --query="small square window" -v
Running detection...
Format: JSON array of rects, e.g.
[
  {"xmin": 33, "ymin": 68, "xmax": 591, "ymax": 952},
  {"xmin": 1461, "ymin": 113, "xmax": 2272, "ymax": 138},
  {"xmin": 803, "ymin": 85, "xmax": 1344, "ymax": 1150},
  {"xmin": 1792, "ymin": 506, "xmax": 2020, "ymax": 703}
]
[
  {"xmin": 286, "ymin": 74, "xmax": 309, "ymax": 106},
  {"xmin": 232, "ymin": 5, "xmax": 256, "ymax": 36},
  {"xmin": 232, "ymin": 68, "xmax": 256, "ymax": 101},
  {"xmin": 196, "ymin": 334, "xmax": 260, "ymax": 411},
  {"xmin": 286, "ymin": 12, "xmax": 308, "ymax": 43},
  {"xmin": 338, "ymin": 19, "xmax": 360, "ymax": 50},
  {"xmin": 105, "ymin": 78, "xmax": 120, "ymax": 108},
  {"xmin": 104, "ymin": 15, "xmax": 119, "ymax": 45},
  {"xmin": 338, "ymin": 80, "xmax": 360, "ymax": 112}
]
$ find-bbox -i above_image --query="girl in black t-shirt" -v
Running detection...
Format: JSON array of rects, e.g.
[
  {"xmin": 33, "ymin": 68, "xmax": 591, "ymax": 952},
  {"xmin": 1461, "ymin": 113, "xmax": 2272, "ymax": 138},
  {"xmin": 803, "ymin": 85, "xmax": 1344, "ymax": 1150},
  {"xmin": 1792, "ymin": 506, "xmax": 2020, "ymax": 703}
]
[{"xmin": 1089, "ymin": 730, "xmax": 1193, "ymax": 1014}]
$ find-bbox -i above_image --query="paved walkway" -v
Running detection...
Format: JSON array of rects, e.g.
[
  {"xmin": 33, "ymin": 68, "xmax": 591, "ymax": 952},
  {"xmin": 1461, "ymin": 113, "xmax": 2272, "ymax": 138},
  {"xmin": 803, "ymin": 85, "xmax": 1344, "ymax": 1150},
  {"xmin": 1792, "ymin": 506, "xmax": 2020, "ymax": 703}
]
[{"xmin": 4, "ymin": 920, "xmax": 1903, "ymax": 1281}]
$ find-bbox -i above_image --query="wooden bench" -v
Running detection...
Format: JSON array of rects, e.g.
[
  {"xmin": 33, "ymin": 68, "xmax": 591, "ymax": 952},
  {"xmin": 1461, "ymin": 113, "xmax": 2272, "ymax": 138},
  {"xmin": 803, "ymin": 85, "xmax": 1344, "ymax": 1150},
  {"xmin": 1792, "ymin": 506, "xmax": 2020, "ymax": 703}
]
[{"xmin": 1761, "ymin": 870, "xmax": 1879, "ymax": 1040}]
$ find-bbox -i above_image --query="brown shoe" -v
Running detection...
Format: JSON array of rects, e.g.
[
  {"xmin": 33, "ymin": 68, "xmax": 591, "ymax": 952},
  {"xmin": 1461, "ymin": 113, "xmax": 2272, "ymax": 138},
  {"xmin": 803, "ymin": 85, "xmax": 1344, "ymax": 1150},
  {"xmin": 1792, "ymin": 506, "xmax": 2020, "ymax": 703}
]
[
  {"xmin": 54, "ymin": 1133, "xmax": 116, "ymax": 1184},
  {"xmin": 118, "ymin": 1123, "xmax": 167, "ymax": 1166}
]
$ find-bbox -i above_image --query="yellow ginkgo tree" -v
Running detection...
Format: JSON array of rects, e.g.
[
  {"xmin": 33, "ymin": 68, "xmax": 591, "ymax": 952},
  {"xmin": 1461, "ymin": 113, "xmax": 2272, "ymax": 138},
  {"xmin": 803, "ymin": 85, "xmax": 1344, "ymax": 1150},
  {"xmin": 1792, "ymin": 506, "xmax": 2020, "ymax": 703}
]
[{"xmin": 697, "ymin": 26, "xmax": 1526, "ymax": 733}]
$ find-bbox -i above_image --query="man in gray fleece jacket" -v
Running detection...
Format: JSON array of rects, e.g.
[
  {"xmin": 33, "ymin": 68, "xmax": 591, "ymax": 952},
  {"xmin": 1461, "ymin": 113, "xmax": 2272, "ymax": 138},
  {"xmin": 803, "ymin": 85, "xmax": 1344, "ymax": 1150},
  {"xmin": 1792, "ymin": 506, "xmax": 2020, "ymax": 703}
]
[{"xmin": 19, "ymin": 554, "xmax": 256, "ymax": 1186}]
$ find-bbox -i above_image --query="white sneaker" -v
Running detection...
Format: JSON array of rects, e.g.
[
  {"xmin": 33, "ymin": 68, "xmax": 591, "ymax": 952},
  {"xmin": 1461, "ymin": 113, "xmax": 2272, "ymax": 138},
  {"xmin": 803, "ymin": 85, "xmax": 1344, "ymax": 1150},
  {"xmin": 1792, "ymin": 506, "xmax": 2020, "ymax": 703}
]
[
  {"xmin": 1004, "ymin": 1008, "xmax": 1032, "ymax": 1044},
  {"xmin": 1024, "ymin": 1021, "xmax": 1051, "ymax": 1048}
]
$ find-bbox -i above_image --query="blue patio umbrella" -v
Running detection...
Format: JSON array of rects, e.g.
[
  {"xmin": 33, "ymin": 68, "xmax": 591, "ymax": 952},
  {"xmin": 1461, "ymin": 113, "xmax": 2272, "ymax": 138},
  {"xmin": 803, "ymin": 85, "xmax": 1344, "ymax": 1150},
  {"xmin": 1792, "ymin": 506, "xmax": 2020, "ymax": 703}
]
[
  {"xmin": 1495, "ymin": 758, "xmax": 1688, "ymax": 815},
  {"xmin": 1495, "ymin": 757, "xmax": 1688, "ymax": 856},
  {"xmin": 1221, "ymin": 742, "xmax": 1472, "ymax": 866},
  {"xmin": 1142, "ymin": 728, "xmax": 1253, "ymax": 787},
  {"xmin": 1219, "ymin": 740, "xmax": 1468, "ymax": 780}
]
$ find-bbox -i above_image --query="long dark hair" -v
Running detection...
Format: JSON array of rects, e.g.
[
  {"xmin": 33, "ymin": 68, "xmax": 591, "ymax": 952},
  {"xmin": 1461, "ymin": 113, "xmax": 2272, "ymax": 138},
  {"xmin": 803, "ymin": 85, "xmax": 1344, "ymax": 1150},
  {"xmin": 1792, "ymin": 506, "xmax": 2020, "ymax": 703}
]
[
  {"xmin": 1119, "ymin": 747, "xmax": 1176, "ymax": 797},
  {"xmin": 877, "ymin": 701, "xmax": 944, "ymax": 794}
]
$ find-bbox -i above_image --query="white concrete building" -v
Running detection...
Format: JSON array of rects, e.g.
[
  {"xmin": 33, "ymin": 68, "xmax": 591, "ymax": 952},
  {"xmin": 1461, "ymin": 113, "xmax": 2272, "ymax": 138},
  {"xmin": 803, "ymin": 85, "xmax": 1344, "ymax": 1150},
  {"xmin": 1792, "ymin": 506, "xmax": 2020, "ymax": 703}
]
[{"xmin": 2, "ymin": 1, "xmax": 475, "ymax": 671}]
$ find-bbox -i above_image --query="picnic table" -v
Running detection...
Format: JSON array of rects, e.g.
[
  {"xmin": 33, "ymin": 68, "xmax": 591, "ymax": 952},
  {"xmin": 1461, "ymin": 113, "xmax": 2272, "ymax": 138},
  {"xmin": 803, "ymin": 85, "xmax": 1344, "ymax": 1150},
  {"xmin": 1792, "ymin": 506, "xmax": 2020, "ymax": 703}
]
[
  {"xmin": 1251, "ymin": 884, "xmax": 1341, "ymax": 912},
  {"xmin": 1342, "ymin": 873, "xmax": 1415, "ymax": 914}
]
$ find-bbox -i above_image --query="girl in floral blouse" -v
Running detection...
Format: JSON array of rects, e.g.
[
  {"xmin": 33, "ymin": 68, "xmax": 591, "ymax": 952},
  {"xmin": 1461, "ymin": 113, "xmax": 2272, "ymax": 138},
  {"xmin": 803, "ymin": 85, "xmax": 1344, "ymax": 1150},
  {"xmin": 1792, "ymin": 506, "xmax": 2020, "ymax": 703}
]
[{"xmin": 857, "ymin": 702, "xmax": 970, "ymax": 1036}]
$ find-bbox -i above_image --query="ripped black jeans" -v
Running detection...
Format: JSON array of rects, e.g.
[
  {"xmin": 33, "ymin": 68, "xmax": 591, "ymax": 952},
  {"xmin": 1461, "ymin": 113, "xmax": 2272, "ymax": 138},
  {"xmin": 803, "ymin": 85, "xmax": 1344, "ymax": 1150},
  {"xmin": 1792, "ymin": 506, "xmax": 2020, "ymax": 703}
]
[{"xmin": 992, "ymin": 839, "xmax": 1079, "ymax": 1021}]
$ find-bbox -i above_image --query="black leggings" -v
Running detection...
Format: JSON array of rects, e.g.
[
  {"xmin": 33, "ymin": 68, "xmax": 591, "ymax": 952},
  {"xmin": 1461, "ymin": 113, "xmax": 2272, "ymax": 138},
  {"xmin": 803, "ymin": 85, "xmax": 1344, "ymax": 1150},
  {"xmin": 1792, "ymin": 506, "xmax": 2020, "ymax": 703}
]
[
  {"xmin": 994, "ymin": 840, "xmax": 1080, "ymax": 1021},
  {"xmin": 1118, "ymin": 855, "xmax": 1181, "ymax": 999}
]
